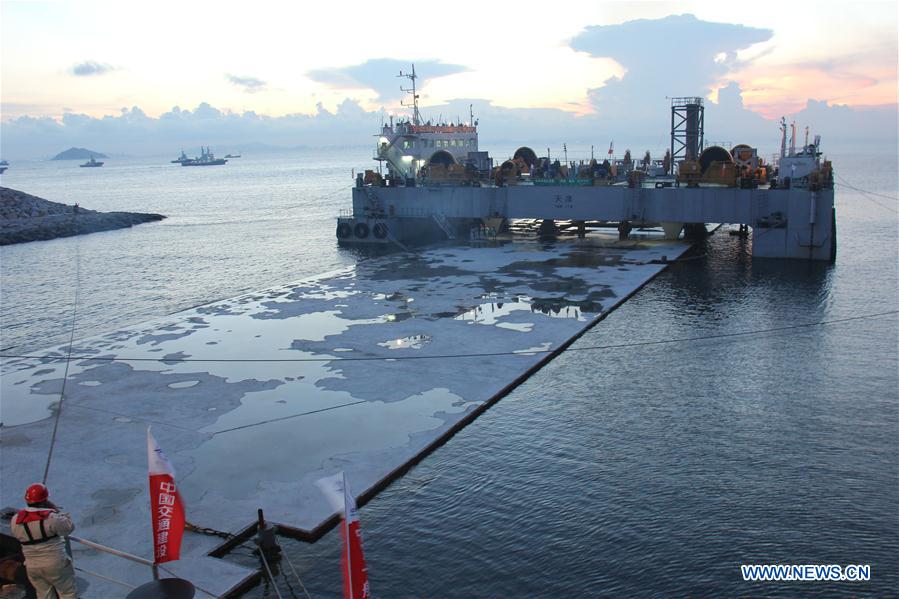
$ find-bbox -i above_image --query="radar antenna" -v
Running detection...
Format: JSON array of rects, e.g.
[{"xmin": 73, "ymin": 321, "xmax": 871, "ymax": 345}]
[{"xmin": 398, "ymin": 64, "xmax": 421, "ymax": 126}]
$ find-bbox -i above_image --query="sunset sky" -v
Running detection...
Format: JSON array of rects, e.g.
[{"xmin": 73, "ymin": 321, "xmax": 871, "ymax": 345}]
[
  {"xmin": 1, "ymin": 1, "xmax": 896, "ymax": 157},
  {"xmin": 3, "ymin": 1, "xmax": 896, "ymax": 119}
]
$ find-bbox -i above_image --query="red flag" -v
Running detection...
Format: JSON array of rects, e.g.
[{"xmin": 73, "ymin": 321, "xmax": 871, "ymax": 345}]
[
  {"xmin": 317, "ymin": 472, "xmax": 370, "ymax": 599},
  {"xmin": 147, "ymin": 428, "xmax": 185, "ymax": 564}
]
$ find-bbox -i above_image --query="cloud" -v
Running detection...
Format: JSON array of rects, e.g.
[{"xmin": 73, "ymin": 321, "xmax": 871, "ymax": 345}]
[
  {"xmin": 7, "ymin": 14, "xmax": 886, "ymax": 161},
  {"xmin": 729, "ymin": 54, "xmax": 895, "ymax": 117},
  {"xmin": 226, "ymin": 74, "xmax": 267, "ymax": 93},
  {"xmin": 1, "ymin": 102, "xmax": 65, "ymax": 119},
  {"xmin": 71, "ymin": 61, "xmax": 116, "ymax": 77},
  {"xmin": 307, "ymin": 58, "xmax": 469, "ymax": 102},
  {"xmin": 571, "ymin": 14, "xmax": 772, "ymax": 84},
  {"xmin": 570, "ymin": 14, "xmax": 772, "ymax": 133},
  {"xmin": 0, "ymin": 100, "xmax": 381, "ymax": 159},
  {"xmin": 1, "ymin": 93, "xmax": 894, "ymax": 161}
]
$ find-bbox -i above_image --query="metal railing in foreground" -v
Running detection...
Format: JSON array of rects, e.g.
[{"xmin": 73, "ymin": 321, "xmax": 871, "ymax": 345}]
[
  {"xmin": 68, "ymin": 535, "xmax": 157, "ymax": 591},
  {"xmin": 68, "ymin": 535, "xmax": 221, "ymax": 597}
]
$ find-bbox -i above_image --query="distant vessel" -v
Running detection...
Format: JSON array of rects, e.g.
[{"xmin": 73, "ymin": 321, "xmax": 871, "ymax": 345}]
[
  {"xmin": 0, "ymin": 160, "xmax": 8, "ymax": 166},
  {"xmin": 170, "ymin": 150, "xmax": 191, "ymax": 164},
  {"xmin": 182, "ymin": 146, "xmax": 227, "ymax": 166},
  {"xmin": 80, "ymin": 156, "xmax": 104, "ymax": 168},
  {"xmin": 224, "ymin": 153, "xmax": 241, "ymax": 158}
]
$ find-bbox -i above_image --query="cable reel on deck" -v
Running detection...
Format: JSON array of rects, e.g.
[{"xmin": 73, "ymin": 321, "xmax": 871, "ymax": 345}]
[
  {"xmin": 513, "ymin": 147, "xmax": 538, "ymax": 168},
  {"xmin": 698, "ymin": 145, "xmax": 734, "ymax": 174}
]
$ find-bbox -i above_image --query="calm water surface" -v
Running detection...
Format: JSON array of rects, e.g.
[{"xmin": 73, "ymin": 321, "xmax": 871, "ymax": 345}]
[{"xmin": 1, "ymin": 147, "xmax": 896, "ymax": 596}]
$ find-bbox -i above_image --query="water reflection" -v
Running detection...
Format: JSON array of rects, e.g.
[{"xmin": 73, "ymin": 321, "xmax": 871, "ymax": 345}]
[
  {"xmin": 378, "ymin": 334, "xmax": 431, "ymax": 350},
  {"xmin": 455, "ymin": 296, "xmax": 586, "ymax": 326},
  {"xmin": 661, "ymin": 232, "xmax": 834, "ymax": 324}
]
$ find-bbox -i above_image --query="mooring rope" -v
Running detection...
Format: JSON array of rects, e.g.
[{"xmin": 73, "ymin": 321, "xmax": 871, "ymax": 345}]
[
  {"xmin": 42, "ymin": 209, "xmax": 82, "ymax": 484},
  {"xmin": 258, "ymin": 550, "xmax": 284, "ymax": 599},
  {"xmin": 6, "ymin": 310, "xmax": 896, "ymax": 367},
  {"xmin": 835, "ymin": 173, "xmax": 898, "ymax": 213},
  {"xmin": 282, "ymin": 548, "xmax": 313, "ymax": 599}
]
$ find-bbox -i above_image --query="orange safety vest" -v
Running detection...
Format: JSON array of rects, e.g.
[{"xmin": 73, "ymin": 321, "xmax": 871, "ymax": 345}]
[{"xmin": 14, "ymin": 510, "xmax": 58, "ymax": 545}]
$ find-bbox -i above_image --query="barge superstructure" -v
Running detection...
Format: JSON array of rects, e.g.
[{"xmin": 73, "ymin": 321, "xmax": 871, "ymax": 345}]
[{"xmin": 337, "ymin": 69, "xmax": 836, "ymax": 261}]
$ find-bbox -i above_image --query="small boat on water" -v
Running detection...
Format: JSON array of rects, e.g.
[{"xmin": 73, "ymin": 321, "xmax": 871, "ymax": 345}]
[
  {"xmin": 0, "ymin": 160, "xmax": 9, "ymax": 166},
  {"xmin": 182, "ymin": 146, "xmax": 227, "ymax": 166},
  {"xmin": 224, "ymin": 153, "xmax": 241, "ymax": 158},
  {"xmin": 170, "ymin": 150, "xmax": 191, "ymax": 164},
  {"xmin": 80, "ymin": 156, "xmax": 104, "ymax": 168}
]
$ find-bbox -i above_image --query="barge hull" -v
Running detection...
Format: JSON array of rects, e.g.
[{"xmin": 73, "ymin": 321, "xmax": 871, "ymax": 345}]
[{"xmin": 344, "ymin": 185, "xmax": 835, "ymax": 260}]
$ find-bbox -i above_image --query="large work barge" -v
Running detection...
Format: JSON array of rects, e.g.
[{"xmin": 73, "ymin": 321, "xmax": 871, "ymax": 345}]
[{"xmin": 337, "ymin": 68, "xmax": 836, "ymax": 262}]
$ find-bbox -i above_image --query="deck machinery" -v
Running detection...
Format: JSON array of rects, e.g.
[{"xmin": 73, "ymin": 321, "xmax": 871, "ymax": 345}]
[{"xmin": 336, "ymin": 72, "xmax": 836, "ymax": 261}]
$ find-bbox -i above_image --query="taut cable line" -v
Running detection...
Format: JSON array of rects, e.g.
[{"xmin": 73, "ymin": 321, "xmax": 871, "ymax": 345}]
[
  {"xmin": 42, "ymin": 208, "xmax": 82, "ymax": 484},
  {"xmin": 3, "ymin": 310, "xmax": 895, "ymax": 367}
]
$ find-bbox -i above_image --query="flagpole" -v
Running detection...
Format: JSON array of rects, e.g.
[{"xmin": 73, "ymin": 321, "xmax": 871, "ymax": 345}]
[{"xmin": 147, "ymin": 427, "xmax": 160, "ymax": 580}]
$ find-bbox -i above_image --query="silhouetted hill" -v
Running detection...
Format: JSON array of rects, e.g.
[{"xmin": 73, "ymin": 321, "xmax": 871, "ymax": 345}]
[{"xmin": 52, "ymin": 147, "xmax": 109, "ymax": 160}]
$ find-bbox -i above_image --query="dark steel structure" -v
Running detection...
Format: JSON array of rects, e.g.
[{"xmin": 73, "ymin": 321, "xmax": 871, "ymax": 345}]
[{"xmin": 671, "ymin": 97, "xmax": 705, "ymax": 166}]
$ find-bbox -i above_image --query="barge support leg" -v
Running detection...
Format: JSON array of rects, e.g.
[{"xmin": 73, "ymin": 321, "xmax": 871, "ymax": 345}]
[{"xmin": 683, "ymin": 223, "xmax": 709, "ymax": 239}]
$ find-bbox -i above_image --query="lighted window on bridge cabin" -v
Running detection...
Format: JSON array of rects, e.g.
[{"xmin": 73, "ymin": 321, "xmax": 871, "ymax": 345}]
[{"xmin": 403, "ymin": 140, "xmax": 414, "ymax": 149}]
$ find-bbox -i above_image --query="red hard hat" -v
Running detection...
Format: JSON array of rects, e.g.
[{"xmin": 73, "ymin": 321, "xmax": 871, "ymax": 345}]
[{"xmin": 25, "ymin": 483, "xmax": 49, "ymax": 504}]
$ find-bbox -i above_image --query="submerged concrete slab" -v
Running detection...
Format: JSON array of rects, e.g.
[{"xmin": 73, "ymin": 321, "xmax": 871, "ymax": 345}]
[{"xmin": 1, "ymin": 233, "xmax": 690, "ymax": 595}]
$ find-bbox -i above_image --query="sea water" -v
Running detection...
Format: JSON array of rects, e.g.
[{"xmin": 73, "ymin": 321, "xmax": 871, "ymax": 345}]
[{"xmin": 1, "ymin": 145, "xmax": 896, "ymax": 596}]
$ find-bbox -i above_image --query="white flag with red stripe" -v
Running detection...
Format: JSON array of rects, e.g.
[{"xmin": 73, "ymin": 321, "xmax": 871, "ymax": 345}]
[
  {"xmin": 316, "ymin": 472, "xmax": 370, "ymax": 599},
  {"xmin": 147, "ymin": 428, "xmax": 185, "ymax": 564}
]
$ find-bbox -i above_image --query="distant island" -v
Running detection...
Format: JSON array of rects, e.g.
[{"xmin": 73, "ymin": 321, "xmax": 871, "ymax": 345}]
[
  {"xmin": 52, "ymin": 147, "xmax": 109, "ymax": 160},
  {"xmin": 1, "ymin": 187, "xmax": 165, "ymax": 245}
]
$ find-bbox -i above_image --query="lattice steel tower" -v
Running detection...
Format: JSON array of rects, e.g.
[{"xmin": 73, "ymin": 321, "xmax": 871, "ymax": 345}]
[{"xmin": 670, "ymin": 97, "xmax": 704, "ymax": 167}]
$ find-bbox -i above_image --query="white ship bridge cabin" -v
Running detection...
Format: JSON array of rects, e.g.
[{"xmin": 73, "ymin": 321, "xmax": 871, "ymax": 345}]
[
  {"xmin": 373, "ymin": 118, "xmax": 492, "ymax": 184},
  {"xmin": 367, "ymin": 65, "xmax": 492, "ymax": 185}
]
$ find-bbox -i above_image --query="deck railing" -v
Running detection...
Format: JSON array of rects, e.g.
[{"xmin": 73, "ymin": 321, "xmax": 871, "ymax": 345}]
[{"xmin": 67, "ymin": 535, "xmax": 158, "ymax": 591}]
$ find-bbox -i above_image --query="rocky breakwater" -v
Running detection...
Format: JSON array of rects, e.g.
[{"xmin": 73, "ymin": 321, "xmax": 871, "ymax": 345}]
[{"xmin": 0, "ymin": 187, "xmax": 165, "ymax": 245}]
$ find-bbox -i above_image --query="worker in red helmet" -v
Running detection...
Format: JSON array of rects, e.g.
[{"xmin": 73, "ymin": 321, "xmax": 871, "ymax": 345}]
[{"xmin": 10, "ymin": 484, "xmax": 78, "ymax": 599}]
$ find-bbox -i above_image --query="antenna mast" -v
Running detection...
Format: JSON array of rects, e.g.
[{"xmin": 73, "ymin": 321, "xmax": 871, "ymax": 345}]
[
  {"xmin": 789, "ymin": 121, "xmax": 796, "ymax": 156},
  {"xmin": 779, "ymin": 117, "xmax": 787, "ymax": 160},
  {"xmin": 398, "ymin": 64, "xmax": 421, "ymax": 125}
]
